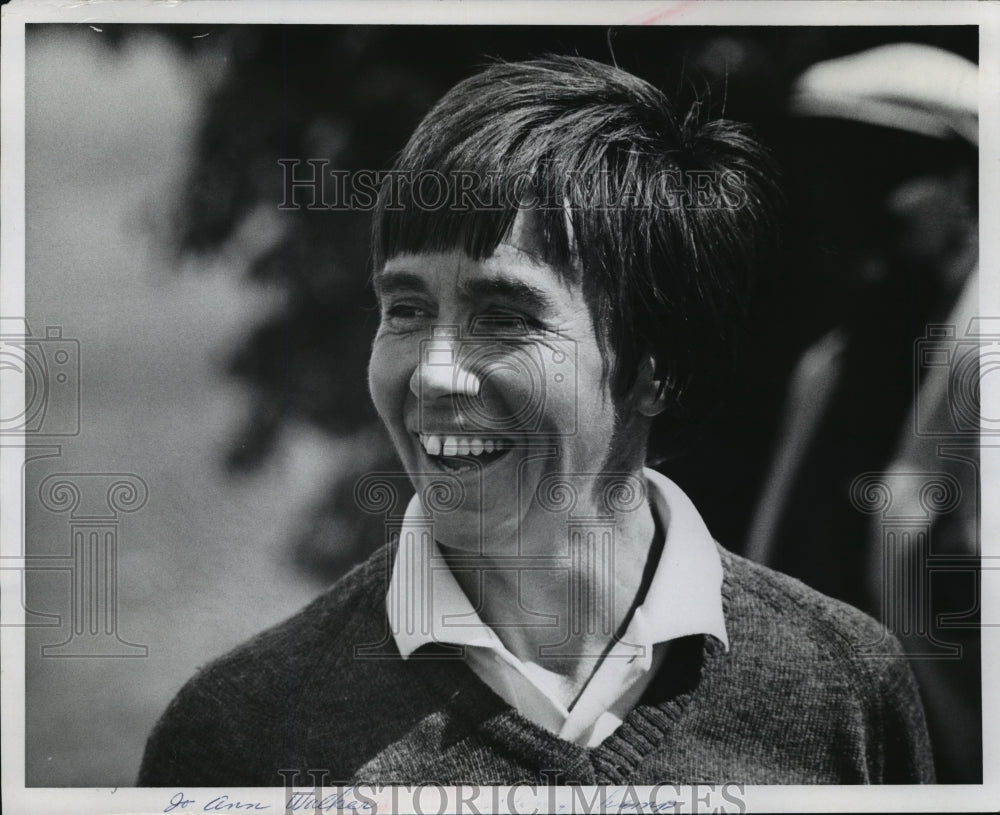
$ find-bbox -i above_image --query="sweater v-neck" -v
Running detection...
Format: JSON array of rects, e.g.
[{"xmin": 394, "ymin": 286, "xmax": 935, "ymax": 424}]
[{"xmin": 415, "ymin": 632, "xmax": 729, "ymax": 783}]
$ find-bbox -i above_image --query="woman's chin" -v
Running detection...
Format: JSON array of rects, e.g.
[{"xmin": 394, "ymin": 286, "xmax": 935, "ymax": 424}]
[{"xmin": 430, "ymin": 510, "xmax": 522, "ymax": 555}]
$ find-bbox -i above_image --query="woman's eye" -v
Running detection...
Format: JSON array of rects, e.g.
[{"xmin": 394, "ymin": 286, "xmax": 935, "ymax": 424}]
[
  {"xmin": 472, "ymin": 310, "xmax": 539, "ymax": 335},
  {"xmin": 384, "ymin": 304, "xmax": 427, "ymax": 320}
]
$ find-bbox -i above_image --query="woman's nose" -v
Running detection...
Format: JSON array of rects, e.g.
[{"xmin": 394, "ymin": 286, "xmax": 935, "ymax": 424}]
[{"xmin": 409, "ymin": 331, "xmax": 482, "ymax": 401}]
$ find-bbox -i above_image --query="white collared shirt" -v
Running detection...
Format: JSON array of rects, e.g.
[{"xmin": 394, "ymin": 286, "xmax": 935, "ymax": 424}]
[{"xmin": 386, "ymin": 467, "xmax": 729, "ymax": 747}]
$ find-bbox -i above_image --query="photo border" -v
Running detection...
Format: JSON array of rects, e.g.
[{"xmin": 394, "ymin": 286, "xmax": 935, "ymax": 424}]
[{"xmin": 2, "ymin": 1, "xmax": 998, "ymax": 812}]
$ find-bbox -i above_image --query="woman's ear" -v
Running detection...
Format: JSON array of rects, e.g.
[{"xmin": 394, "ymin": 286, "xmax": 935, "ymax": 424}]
[{"xmin": 635, "ymin": 354, "xmax": 669, "ymax": 417}]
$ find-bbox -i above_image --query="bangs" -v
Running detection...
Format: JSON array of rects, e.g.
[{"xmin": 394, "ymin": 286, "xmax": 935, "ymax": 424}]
[{"xmin": 372, "ymin": 157, "xmax": 579, "ymax": 281}]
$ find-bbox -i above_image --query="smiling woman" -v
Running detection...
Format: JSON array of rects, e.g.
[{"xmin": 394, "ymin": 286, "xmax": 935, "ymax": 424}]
[
  {"xmin": 370, "ymin": 219, "xmax": 636, "ymax": 557},
  {"xmin": 138, "ymin": 55, "xmax": 934, "ymax": 787}
]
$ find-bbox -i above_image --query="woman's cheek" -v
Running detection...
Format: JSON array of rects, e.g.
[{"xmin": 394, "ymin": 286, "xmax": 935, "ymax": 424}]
[{"xmin": 367, "ymin": 337, "xmax": 408, "ymax": 426}]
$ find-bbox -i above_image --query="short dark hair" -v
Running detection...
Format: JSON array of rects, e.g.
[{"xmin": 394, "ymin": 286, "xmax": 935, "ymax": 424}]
[{"xmin": 372, "ymin": 55, "xmax": 781, "ymax": 439}]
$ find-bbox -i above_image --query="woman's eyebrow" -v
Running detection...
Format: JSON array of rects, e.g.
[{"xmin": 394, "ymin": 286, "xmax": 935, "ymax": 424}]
[
  {"xmin": 461, "ymin": 276, "xmax": 556, "ymax": 313},
  {"xmin": 373, "ymin": 270, "xmax": 428, "ymax": 298},
  {"xmin": 374, "ymin": 268, "xmax": 557, "ymax": 314}
]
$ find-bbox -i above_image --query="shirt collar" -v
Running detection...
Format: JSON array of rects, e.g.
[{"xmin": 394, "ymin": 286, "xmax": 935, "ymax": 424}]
[
  {"xmin": 386, "ymin": 506, "xmax": 497, "ymax": 659},
  {"xmin": 636, "ymin": 467, "xmax": 729, "ymax": 650},
  {"xmin": 386, "ymin": 466, "xmax": 728, "ymax": 659}
]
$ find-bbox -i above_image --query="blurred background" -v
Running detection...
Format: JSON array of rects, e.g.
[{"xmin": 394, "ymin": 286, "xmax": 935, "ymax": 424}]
[{"xmin": 21, "ymin": 24, "xmax": 979, "ymax": 786}]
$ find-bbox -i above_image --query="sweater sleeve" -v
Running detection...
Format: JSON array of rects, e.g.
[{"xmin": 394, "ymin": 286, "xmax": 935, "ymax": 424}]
[
  {"xmin": 137, "ymin": 670, "xmax": 247, "ymax": 787},
  {"xmin": 865, "ymin": 633, "xmax": 936, "ymax": 784}
]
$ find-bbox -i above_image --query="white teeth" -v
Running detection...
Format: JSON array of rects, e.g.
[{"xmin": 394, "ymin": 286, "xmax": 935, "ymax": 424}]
[{"xmin": 420, "ymin": 434, "xmax": 512, "ymax": 458}]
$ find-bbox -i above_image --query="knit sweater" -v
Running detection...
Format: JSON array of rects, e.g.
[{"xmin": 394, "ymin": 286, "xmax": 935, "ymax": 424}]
[{"xmin": 138, "ymin": 542, "xmax": 935, "ymax": 785}]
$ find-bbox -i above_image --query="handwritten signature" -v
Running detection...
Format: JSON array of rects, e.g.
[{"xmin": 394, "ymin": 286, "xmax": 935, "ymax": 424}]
[{"xmin": 164, "ymin": 792, "xmax": 269, "ymax": 812}]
